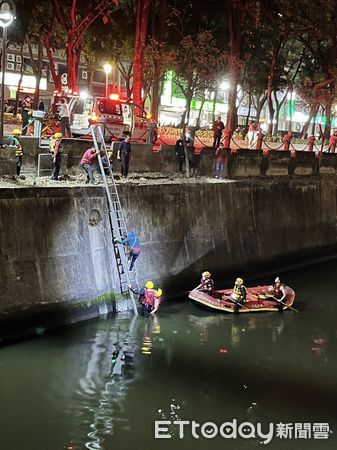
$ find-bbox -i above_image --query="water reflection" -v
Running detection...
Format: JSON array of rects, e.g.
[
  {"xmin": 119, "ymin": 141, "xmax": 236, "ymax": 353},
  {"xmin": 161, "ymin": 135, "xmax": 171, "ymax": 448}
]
[{"xmin": 64, "ymin": 315, "xmax": 138, "ymax": 450}]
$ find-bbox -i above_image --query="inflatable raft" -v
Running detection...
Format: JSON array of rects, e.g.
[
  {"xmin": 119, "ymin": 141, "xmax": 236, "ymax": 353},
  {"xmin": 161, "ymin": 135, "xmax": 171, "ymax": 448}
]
[{"xmin": 189, "ymin": 285, "xmax": 296, "ymax": 313}]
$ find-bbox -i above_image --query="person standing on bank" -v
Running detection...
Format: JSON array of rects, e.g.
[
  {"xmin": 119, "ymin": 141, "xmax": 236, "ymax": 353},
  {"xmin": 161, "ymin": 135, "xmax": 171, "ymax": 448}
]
[
  {"xmin": 215, "ymin": 142, "xmax": 227, "ymax": 179},
  {"xmin": 59, "ymin": 98, "xmax": 72, "ymax": 137},
  {"xmin": 50, "ymin": 132, "xmax": 63, "ymax": 180},
  {"xmin": 175, "ymin": 135, "xmax": 185, "ymax": 174},
  {"xmin": 119, "ymin": 136, "xmax": 131, "ymax": 178},
  {"xmin": 212, "ymin": 116, "xmax": 225, "ymax": 148},
  {"xmin": 20, "ymin": 95, "xmax": 32, "ymax": 136},
  {"xmin": 9, "ymin": 129, "xmax": 23, "ymax": 176}
]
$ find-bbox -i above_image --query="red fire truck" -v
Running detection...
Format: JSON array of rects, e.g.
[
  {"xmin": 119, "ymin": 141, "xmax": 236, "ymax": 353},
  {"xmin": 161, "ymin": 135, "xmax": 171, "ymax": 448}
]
[{"xmin": 69, "ymin": 94, "xmax": 152, "ymax": 141}]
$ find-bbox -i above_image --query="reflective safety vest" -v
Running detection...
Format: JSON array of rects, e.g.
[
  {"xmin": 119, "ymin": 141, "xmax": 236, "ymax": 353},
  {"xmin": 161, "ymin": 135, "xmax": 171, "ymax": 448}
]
[
  {"xmin": 272, "ymin": 283, "xmax": 285, "ymax": 299},
  {"xmin": 201, "ymin": 278, "xmax": 214, "ymax": 291},
  {"xmin": 50, "ymin": 139, "xmax": 61, "ymax": 154},
  {"xmin": 10, "ymin": 137, "xmax": 23, "ymax": 156},
  {"xmin": 231, "ymin": 283, "xmax": 245, "ymax": 301}
]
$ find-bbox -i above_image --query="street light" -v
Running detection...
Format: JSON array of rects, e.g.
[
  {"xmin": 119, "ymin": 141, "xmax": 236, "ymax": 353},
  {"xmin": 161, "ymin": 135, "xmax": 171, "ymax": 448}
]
[
  {"xmin": 103, "ymin": 63, "xmax": 112, "ymax": 98},
  {"xmin": 0, "ymin": 0, "xmax": 15, "ymax": 145}
]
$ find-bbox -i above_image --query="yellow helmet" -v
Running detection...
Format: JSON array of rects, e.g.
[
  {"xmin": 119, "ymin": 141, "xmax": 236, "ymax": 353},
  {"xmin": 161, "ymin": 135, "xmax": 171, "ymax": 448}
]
[
  {"xmin": 54, "ymin": 132, "xmax": 63, "ymax": 139},
  {"xmin": 156, "ymin": 288, "xmax": 163, "ymax": 297},
  {"xmin": 145, "ymin": 281, "xmax": 154, "ymax": 289},
  {"xmin": 235, "ymin": 277, "xmax": 243, "ymax": 285},
  {"xmin": 202, "ymin": 271, "xmax": 211, "ymax": 278},
  {"xmin": 12, "ymin": 129, "xmax": 21, "ymax": 136}
]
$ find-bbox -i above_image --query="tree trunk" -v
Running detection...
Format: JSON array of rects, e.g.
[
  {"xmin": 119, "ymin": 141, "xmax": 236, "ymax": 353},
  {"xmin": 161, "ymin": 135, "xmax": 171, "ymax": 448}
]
[
  {"xmin": 182, "ymin": 122, "xmax": 190, "ymax": 178},
  {"xmin": 324, "ymin": 95, "xmax": 333, "ymax": 139},
  {"xmin": 245, "ymin": 91, "xmax": 252, "ymax": 128},
  {"xmin": 226, "ymin": 3, "xmax": 241, "ymax": 131},
  {"xmin": 267, "ymin": 39, "xmax": 284, "ymax": 135},
  {"xmin": 132, "ymin": 0, "xmax": 150, "ymax": 115},
  {"xmin": 150, "ymin": 0, "xmax": 167, "ymax": 120},
  {"xmin": 44, "ymin": 31, "xmax": 61, "ymax": 92},
  {"xmin": 196, "ymin": 98, "xmax": 205, "ymax": 128},
  {"xmin": 301, "ymin": 103, "xmax": 319, "ymax": 137}
]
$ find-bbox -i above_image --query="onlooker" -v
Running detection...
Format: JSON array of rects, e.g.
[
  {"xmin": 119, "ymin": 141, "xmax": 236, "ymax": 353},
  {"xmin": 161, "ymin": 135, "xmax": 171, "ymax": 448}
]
[
  {"xmin": 50, "ymin": 132, "xmax": 63, "ymax": 180},
  {"xmin": 9, "ymin": 129, "xmax": 23, "ymax": 176},
  {"xmin": 21, "ymin": 95, "xmax": 32, "ymax": 136},
  {"xmin": 80, "ymin": 147, "xmax": 99, "ymax": 184},
  {"xmin": 215, "ymin": 142, "xmax": 227, "ymax": 179},
  {"xmin": 212, "ymin": 116, "xmax": 225, "ymax": 148},
  {"xmin": 119, "ymin": 136, "xmax": 131, "ymax": 177},
  {"xmin": 38, "ymin": 100, "xmax": 45, "ymax": 112},
  {"xmin": 59, "ymin": 98, "xmax": 72, "ymax": 137},
  {"xmin": 247, "ymin": 120, "xmax": 256, "ymax": 148},
  {"xmin": 175, "ymin": 135, "xmax": 185, "ymax": 173}
]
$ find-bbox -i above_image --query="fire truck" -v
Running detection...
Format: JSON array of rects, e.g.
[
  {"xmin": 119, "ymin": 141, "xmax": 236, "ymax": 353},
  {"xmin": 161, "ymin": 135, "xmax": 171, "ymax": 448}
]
[{"xmin": 69, "ymin": 94, "xmax": 153, "ymax": 141}]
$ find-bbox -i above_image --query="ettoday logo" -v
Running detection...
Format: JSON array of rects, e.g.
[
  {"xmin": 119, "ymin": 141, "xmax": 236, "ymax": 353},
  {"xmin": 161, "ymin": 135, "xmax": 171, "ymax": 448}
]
[{"xmin": 154, "ymin": 420, "xmax": 331, "ymax": 444}]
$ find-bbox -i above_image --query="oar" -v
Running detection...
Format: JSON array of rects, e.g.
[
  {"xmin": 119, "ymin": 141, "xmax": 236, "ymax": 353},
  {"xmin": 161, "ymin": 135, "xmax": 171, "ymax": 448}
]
[
  {"xmin": 270, "ymin": 296, "xmax": 299, "ymax": 313},
  {"xmin": 222, "ymin": 295, "xmax": 251, "ymax": 311}
]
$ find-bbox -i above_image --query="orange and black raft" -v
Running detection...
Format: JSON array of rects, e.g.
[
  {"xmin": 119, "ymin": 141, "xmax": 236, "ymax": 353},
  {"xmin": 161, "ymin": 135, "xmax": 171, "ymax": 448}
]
[{"xmin": 188, "ymin": 285, "xmax": 295, "ymax": 313}]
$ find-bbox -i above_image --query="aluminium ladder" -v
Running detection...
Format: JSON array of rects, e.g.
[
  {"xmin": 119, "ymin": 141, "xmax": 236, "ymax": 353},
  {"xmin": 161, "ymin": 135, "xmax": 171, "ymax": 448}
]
[{"xmin": 90, "ymin": 124, "xmax": 139, "ymax": 315}]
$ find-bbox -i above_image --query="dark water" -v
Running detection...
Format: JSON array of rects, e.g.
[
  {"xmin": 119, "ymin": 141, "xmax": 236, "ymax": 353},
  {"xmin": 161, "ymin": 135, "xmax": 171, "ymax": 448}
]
[{"xmin": 1, "ymin": 261, "xmax": 336, "ymax": 450}]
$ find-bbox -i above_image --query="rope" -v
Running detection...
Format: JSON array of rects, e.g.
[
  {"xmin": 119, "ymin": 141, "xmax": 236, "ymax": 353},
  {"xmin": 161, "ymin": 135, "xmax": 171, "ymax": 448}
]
[
  {"xmin": 263, "ymin": 140, "xmax": 284, "ymax": 150},
  {"xmin": 230, "ymin": 136, "xmax": 247, "ymax": 150},
  {"xmin": 195, "ymin": 134, "xmax": 212, "ymax": 148},
  {"xmin": 158, "ymin": 135, "xmax": 174, "ymax": 146},
  {"xmin": 130, "ymin": 129, "xmax": 148, "ymax": 141},
  {"xmin": 290, "ymin": 142, "xmax": 309, "ymax": 152}
]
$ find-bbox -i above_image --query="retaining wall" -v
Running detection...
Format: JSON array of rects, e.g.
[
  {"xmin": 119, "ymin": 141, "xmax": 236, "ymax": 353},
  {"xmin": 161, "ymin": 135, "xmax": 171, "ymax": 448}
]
[{"xmin": 1, "ymin": 178, "xmax": 337, "ymax": 341}]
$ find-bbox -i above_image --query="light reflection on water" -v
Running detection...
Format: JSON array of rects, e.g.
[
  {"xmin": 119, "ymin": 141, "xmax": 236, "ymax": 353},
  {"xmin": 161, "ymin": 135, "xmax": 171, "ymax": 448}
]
[{"xmin": 0, "ymin": 260, "xmax": 337, "ymax": 450}]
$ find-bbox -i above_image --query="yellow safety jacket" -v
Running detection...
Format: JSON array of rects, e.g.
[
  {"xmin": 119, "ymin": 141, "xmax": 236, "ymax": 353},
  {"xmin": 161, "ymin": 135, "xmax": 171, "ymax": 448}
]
[
  {"xmin": 231, "ymin": 283, "xmax": 245, "ymax": 301},
  {"xmin": 10, "ymin": 137, "xmax": 23, "ymax": 156}
]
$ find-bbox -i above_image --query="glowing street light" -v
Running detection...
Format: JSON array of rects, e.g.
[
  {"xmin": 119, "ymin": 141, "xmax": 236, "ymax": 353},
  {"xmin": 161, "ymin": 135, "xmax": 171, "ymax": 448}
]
[
  {"xmin": 0, "ymin": 0, "xmax": 15, "ymax": 145},
  {"xmin": 103, "ymin": 63, "xmax": 112, "ymax": 98}
]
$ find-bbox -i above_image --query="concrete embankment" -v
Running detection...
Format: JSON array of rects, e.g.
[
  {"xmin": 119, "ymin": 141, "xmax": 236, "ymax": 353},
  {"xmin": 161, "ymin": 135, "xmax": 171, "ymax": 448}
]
[{"xmin": 1, "ymin": 178, "xmax": 337, "ymax": 342}]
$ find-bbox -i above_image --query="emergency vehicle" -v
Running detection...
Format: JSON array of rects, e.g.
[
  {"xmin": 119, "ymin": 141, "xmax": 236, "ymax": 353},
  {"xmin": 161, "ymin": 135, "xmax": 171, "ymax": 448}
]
[{"xmin": 69, "ymin": 94, "xmax": 151, "ymax": 140}]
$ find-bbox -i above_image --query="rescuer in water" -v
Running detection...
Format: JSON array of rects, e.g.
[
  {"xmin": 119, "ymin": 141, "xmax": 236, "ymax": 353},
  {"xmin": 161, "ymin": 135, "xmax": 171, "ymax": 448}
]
[
  {"xmin": 9, "ymin": 129, "xmax": 23, "ymax": 176},
  {"xmin": 129, "ymin": 281, "xmax": 162, "ymax": 316},
  {"xmin": 117, "ymin": 230, "xmax": 141, "ymax": 271},
  {"xmin": 196, "ymin": 271, "xmax": 215, "ymax": 293},
  {"xmin": 269, "ymin": 276, "xmax": 286, "ymax": 310}
]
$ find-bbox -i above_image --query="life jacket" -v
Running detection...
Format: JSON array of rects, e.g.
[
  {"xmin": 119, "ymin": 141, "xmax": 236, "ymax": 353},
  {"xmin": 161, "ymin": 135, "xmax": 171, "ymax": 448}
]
[
  {"xmin": 201, "ymin": 277, "xmax": 214, "ymax": 291},
  {"xmin": 272, "ymin": 283, "xmax": 285, "ymax": 299},
  {"xmin": 143, "ymin": 288, "xmax": 156, "ymax": 307},
  {"xmin": 231, "ymin": 283, "xmax": 245, "ymax": 301}
]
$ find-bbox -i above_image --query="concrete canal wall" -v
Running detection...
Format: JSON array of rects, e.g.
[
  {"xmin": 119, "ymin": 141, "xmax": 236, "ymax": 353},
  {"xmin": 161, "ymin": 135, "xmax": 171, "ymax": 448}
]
[{"xmin": 1, "ymin": 178, "xmax": 337, "ymax": 341}]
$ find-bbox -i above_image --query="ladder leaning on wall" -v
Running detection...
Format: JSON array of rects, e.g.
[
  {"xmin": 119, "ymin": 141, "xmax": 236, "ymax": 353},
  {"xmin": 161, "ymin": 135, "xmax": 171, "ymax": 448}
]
[{"xmin": 90, "ymin": 123, "xmax": 139, "ymax": 315}]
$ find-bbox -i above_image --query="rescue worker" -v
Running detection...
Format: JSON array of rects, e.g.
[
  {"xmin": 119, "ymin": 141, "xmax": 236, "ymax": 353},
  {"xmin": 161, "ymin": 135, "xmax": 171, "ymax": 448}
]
[
  {"xmin": 20, "ymin": 95, "xmax": 32, "ymax": 136},
  {"xmin": 269, "ymin": 276, "xmax": 286, "ymax": 310},
  {"xmin": 50, "ymin": 132, "xmax": 63, "ymax": 180},
  {"xmin": 151, "ymin": 288, "xmax": 163, "ymax": 315},
  {"xmin": 9, "ymin": 129, "xmax": 23, "ymax": 176},
  {"xmin": 130, "ymin": 281, "xmax": 157, "ymax": 316},
  {"xmin": 196, "ymin": 271, "xmax": 215, "ymax": 293},
  {"xmin": 80, "ymin": 147, "xmax": 100, "ymax": 184},
  {"xmin": 230, "ymin": 278, "xmax": 247, "ymax": 304},
  {"xmin": 117, "ymin": 230, "xmax": 141, "ymax": 271}
]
